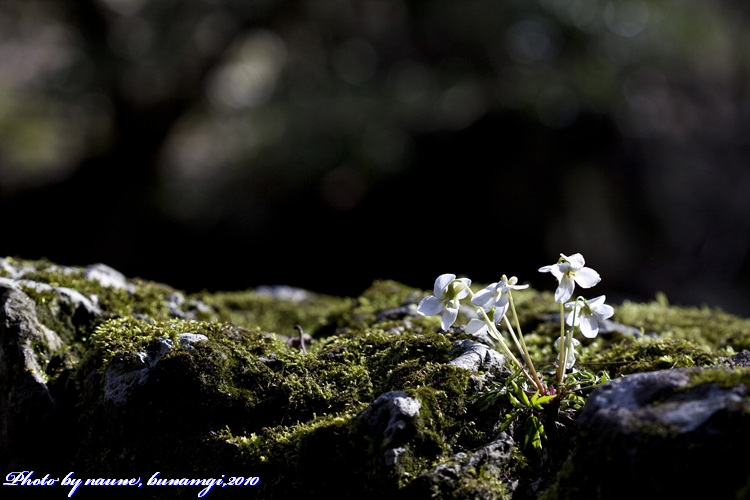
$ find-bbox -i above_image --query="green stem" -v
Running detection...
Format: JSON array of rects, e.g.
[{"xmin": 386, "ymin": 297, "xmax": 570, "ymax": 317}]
[
  {"xmin": 557, "ymin": 298, "xmax": 582, "ymax": 390},
  {"xmin": 508, "ymin": 291, "xmax": 545, "ymax": 394},
  {"xmin": 465, "ymin": 287, "xmax": 538, "ymax": 389},
  {"xmin": 501, "ymin": 314, "xmax": 525, "ymax": 362},
  {"xmin": 556, "ymin": 302, "xmax": 566, "ymax": 390},
  {"xmin": 479, "ymin": 308, "xmax": 524, "ymax": 371}
]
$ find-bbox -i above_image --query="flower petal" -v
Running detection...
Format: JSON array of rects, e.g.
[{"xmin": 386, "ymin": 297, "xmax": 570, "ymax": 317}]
[
  {"xmin": 434, "ymin": 274, "xmax": 456, "ymax": 296},
  {"xmin": 594, "ymin": 303, "xmax": 614, "ymax": 321},
  {"xmin": 509, "ymin": 283, "xmax": 529, "ymax": 291},
  {"xmin": 417, "ymin": 295, "xmax": 443, "ymax": 317},
  {"xmin": 549, "ymin": 264, "xmax": 566, "ymax": 281},
  {"xmin": 465, "ymin": 318, "xmax": 488, "ymax": 335},
  {"xmin": 565, "ymin": 308, "xmax": 579, "ymax": 327},
  {"xmin": 573, "ymin": 267, "xmax": 601, "ymax": 288},
  {"xmin": 579, "ymin": 315, "xmax": 600, "ymax": 338},
  {"xmin": 555, "ymin": 276, "xmax": 575, "ymax": 303},
  {"xmin": 495, "ymin": 294, "xmax": 511, "ymax": 318},
  {"xmin": 454, "ymin": 278, "xmax": 472, "ymax": 299},
  {"xmin": 441, "ymin": 306, "xmax": 459, "ymax": 331},
  {"xmin": 565, "ymin": 253, "xmax": 586, "ymax": 268},
  {"xmin": 587, "ymin": 295, "xmax": 606, "ymax": 306},
  {"xmin": 471, "ymin": 286, "xmax": 497, "ymax": 309}
]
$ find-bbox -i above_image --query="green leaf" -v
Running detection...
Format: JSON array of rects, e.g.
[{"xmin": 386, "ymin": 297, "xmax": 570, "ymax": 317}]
[
  {"xmin": 512, "ymin": 381, "xmax": 531, "ymax": 407},
  {"xmin": 508, "ymin": 393, "xmax": 522, "ymax": 408},
  {"xmin": 499, "ymin": 410, "xmax": 521, "ymax": 433},
  {"xmin": 524, "ymin": 415, "xmax": 546, "ymax": 454},
  {"xmin": 530, "ymin": 392, "xmax": 557, "ymax": 409}
]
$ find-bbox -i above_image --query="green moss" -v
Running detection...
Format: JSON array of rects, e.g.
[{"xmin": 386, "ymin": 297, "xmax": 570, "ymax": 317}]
[
  {"xmin": 10, "ymin": 258, "xmax": 178, "ymax": 329},
  {"xmin": 579, "ymin": 337, "xmax": 719, "ymax": 377},
  {"xmin": 73, "ymin": 315, "xmax": 498, "ymax": 496},
  {"xmin": 11, "ymin": 256, "xmax": 750, "ymax": 498},
  {"xmin": 684, "ymin": 365, "xmax": 750, "ymax": 390},
  {"xmin": 345, "ymin": 280, "xmax": 425, "ymax": 327},
  {"xmin": 616, "ymin": 296, "xmax": 750, "ymax": 351},
  {"xmin": 200, "ymin": 288, "xmax": 353, "ymax": 337}
]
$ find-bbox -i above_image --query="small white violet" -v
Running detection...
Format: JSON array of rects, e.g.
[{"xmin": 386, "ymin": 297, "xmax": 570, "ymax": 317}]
[
  {"xmin": 565, "ymin": 295, "xmax": 614, "ymax": 338},
  {"xmin": 465, "ymin": 308, "xmax": 492, "ymax": 336},
  {"xmin": 554, "ymin": 336, "xmax": 580, "ymax": 370},
  {"xmin": 538, "ymin": 253, "xmax": 601, "ymax": 303},
  {"xmin": 470, "ymin": 275, "xmax": 528, "ymax": 318},
  {"xmin": 417, "ymin": 273, "xmax": 471, "ymax": 331}
]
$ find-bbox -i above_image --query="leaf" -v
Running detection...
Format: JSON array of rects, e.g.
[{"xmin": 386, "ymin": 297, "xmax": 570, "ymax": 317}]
[
  {"xmin": 524, "ymin": 415, "xmax": 546, "ymax": 454},
  {"xmin": 512, "ymin": 381, "xmax": 531, "ymax": 407},
  {"xmin": 508, "ymin": 393, "xmax": 522, "ymax": 408},
  {"xmin": 499, "ymin": 410, "xmax": 520, "ymax": 433},
  {"xmin": 530, "ymin": 392, "xmax": 557, "ymax": 409}
]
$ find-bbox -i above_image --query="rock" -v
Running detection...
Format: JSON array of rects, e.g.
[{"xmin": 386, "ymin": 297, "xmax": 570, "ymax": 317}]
[
  {"xmin": 12, "ymin": 278, "xmax": 102, "ymax": 320},
  {"xmin": 360, "ymin": 391, "xmax": 421, "ymax": 466},
  {"xmin": 361, "ymin": 391, "xmax": 421, "ymax": 445},
  {"xmin": 726, "ymin": 350, "xmax": 750, "ymax": 367},
  {"xmin": 376, "ymin": 303, "xmax": 420, "ymax": 321},
  {"xmin": 255, "ymin": 285, "xmax": 315, "ymax": 302},
  {"xmin": 166, "ymin": 292, "xmax": 213, "ymax": 320},
  {"xmin": 6, "ymin": 256, "xmax": 750, "ymax": 499},
  {"xmin": 545, "ymin": 367, "xmax": 750, "ymax": 499},
  {"xmin": 0, "ymin": 282, "xmax": 62, "ymax": 462},
  {"xmin": 448, "ymin": 339, "xmax": 506, "ymax": 375},
  {"xmin": 176, "ymin": 332, "xmax": 209, "ymax": 349},
  {"xmin": 406, "ymin": 433, "xmax": 516, "ymax": 499},
  {"xmin": 103, "ymin": 336, "xmax": 175, "ymax": 406},
  {"xmin": 84, "ymin": 263, "xmax": 136, "ymax": 293},
  {"xmin": 101, "ymin": 332, "xmax": 209, "ymax": 406}
]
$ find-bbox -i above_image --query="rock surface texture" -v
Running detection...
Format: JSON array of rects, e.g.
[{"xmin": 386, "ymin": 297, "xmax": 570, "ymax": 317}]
[{"xmin": 2, "ymin": 257, "xmax": 750, "ymax": 499}]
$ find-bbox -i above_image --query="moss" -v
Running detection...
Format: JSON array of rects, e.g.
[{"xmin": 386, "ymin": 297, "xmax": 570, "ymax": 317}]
[
  {"xmin": 345, "ymin": 280, "xmax": 425, "ymax": 328},
  {"xmin": 683, "ymin": 365, "xmax": 750, "ymax": 390},
  {"xmin": 615, "ymin": 296, "xmax": 750, "ymax": 351},
  {"xmin": 201, "ymin": 288, "xmax": 353, "ymax": 337},
  {"xmin": 82, "ymin": 315, "xmax": 499, "ymax": 495},
  {"xmin": 8, "ymin": 258, "xmax": 181, "ymax": 337},
  {"xmin": 11, "ymin": 256, "xmax": 750, "ymax": 498},
  {"xmin": 578, "ymin": 337, "xmax": 720, "ymax": 377}
]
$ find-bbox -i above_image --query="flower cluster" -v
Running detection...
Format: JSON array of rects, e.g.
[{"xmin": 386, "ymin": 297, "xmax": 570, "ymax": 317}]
[{"xmin": 417, "ymin": 252, "xmax": 613, "ymax": 394}]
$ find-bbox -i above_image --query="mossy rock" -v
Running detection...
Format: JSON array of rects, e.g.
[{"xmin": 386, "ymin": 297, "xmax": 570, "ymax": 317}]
[{"xmin": 2, "ymin": 257, "xmax": 750, "ymax": 499}]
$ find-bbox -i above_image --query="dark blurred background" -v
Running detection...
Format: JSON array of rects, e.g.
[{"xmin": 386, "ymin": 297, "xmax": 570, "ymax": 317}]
[{"xmin": 1, "ymin": 0, "xmax": 750, "ymax": 315}]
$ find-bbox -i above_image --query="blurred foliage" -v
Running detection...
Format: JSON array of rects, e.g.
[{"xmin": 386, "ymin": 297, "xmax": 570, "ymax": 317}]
[{"xmin": 2, "ymin": 0, "xmax": 750, "ymax": 312}]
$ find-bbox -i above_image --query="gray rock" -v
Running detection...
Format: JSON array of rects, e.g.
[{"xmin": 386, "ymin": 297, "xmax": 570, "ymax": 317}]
[
  {"xmin": 448, "ymin": 339, "xmax": 506, "ymax": 375},
  {"xmin": 103, "ymin": 336, "xmax": 176, "ymax": 406},
  {"xmin": 0, "ymin": 257, "xmax": 35, "ymax": 279},
  {"xmin": 547, "ymin": 367, "xmax": 750, "ymax": 500},
  {"xmin": 376, "ymin": 303, "xmax": 419, "ymax": 321},
  {"xmin": 0, "ymin": 282, "xmax": 63, "ymax": 459},
  {"xmin": 84, "ymin": 263, "xmax": 136, "ymax": 293},
  {"xmin": 176, "ymin": 332, "xmax": 209, "ymax": 350},
  {"xmin": 165, "ymin": 292, "xmax": 214, "ymax": 320},
  {"xmin": 407, "ymin": 433, "xmax": 516, "ymax": 498},
  {"xmin": 360, "ymin": 391, "xmax": 421, "ymax": 466},
  {"xmin": 726, "ymin": 350, "xmax": 750, "ymax": 367},
  {"xmin": 255, "ymin": 285, "xmax": 315, "ymax": 302}
]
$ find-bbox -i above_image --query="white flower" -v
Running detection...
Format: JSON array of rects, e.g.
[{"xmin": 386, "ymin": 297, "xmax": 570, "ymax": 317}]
[
  {"xmin": 565, "ymin": 295, "xmax": 614, "ymax": 338},
  {"xmin": 555, "ymin": 336, "xmax": 580, "ymax": 369},
  {"xmin": 417, "ymin": 274, "xmax": 471, "ymax": 331},
  {"xmin": 465, "ymin": 307, "xmax": 501, "ymax": 336},
  {"xmin": 466, "ymin": 310, "xmax": 490, "ymax": 336},
  {"xmin": 470, "ymin": 275, "xmax": 528, "ymax": 318},
  {"xmin": 538, "ymin": 253, "xmax": 601, "ymax": 303}
]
